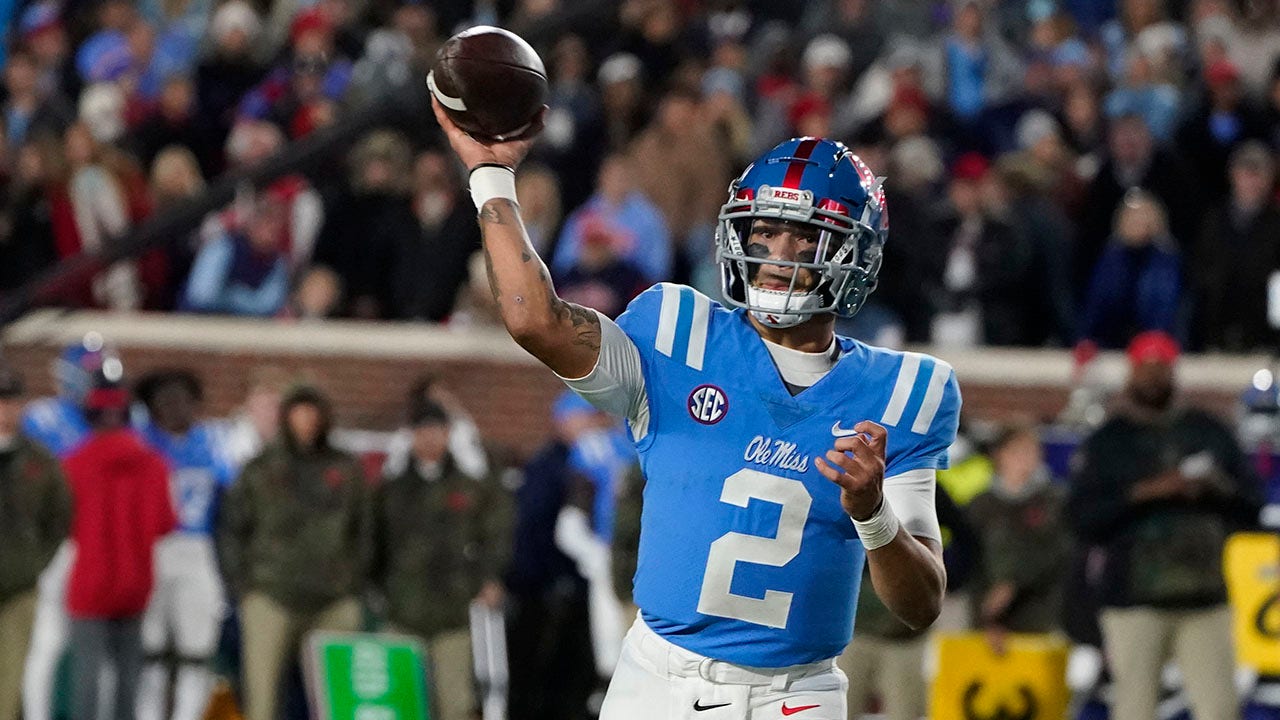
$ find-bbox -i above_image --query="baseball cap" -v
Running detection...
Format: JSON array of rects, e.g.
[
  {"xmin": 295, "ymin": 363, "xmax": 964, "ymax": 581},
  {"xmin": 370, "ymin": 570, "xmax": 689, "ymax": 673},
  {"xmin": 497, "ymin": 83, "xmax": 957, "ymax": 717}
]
[
  {"xmin": 1205, "ymin": 59, "xmax": 1241, "ymax": 88},
  {"xmin": 290, "ymin": 7, "xmax": 332, "ymax": 45},
  {"xmin": 1127, "ymin": 330, "xmax": 1180, "ymax": 367},
  {"xmin": 84, "ymin": 369, "xmax": 129, "ymax": 411},
  {"xmin": 75, "ymin": 30, "xmax": 133, "ymax": 84}
]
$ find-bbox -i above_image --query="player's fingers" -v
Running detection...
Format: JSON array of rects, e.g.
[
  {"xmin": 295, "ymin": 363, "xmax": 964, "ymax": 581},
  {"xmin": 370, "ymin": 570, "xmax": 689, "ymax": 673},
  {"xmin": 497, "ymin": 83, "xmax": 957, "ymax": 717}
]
[
  {"xmin": 430, "ymin": 96, "xmax": 469, "ymax": 144},
  {"xmin": 853, "ymin": 420, "xmax": 888, "ymax": 453},
  {"xmin": 814, "ymin": 456, "xmax": 843, "ymax": 483},
  {"xmin": 824, "ymin": 448, "xmax": 855, "ymax": 470},
  {"xmin": 527, "ymin": 104, "xmax": 548, "ymax": 135},
  {"xmin": 833, "ymin": 435, "xmax": 872, "ymax": 454}
]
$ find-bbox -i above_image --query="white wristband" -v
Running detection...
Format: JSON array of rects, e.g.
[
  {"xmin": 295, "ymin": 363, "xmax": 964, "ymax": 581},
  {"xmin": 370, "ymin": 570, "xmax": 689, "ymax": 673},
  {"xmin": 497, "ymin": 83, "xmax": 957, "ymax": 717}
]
[
  {"xmin": 852, "ymin": 499, "xmax": 901, "ymax": 551},
  {"xmin": 469, "ymin": 165, "xmax": 518, "ymax": 211}
]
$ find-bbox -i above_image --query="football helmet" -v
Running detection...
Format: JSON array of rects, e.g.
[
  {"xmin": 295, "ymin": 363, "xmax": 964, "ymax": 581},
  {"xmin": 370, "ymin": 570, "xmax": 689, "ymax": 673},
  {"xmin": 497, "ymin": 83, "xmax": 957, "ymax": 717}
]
[
  {"xmin": 716, "ymin": 137, "xmax": 888, "ymax": 328},
  {"xmin": 54, "ymin": 332, "xmax": 121, "ymax": 404}
]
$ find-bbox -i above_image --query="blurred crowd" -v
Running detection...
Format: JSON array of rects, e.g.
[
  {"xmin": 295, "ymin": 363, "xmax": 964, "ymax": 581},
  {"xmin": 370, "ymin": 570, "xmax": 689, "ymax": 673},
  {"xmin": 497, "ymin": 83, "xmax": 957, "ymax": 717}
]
[{"xmin": 0, "ymin": 0, "xmax": 1277, "ymax": 351}]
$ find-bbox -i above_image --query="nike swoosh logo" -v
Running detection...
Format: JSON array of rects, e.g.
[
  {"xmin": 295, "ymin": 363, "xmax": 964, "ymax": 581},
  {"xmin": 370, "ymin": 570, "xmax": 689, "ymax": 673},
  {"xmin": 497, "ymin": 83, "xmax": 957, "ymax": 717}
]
[
  {"xmin": 693, "ymin": 700, "xmax": 731, "ymax": 712},
  {"xmin": 781, "ymin": 703, "xmax": 821, "ymax": 716},
  {"xmin": 831, "ymin": 422, "xmax": 861, "ymax": 437}
]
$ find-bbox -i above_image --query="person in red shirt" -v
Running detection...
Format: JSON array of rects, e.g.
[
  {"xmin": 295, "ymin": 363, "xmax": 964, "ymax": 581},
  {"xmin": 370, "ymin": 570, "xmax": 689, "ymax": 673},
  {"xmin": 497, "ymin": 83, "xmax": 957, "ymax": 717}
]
[{"xmin": 64, "ymin": 367, "xmax": 175, "ymax": 720}]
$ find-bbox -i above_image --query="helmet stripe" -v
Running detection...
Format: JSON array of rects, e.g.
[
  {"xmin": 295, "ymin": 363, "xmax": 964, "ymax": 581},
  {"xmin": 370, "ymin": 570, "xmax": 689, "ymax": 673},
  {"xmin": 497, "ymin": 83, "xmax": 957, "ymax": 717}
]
[{"xmin": 782, "ymin": 138, "xmax": 819, "ymax": 188}]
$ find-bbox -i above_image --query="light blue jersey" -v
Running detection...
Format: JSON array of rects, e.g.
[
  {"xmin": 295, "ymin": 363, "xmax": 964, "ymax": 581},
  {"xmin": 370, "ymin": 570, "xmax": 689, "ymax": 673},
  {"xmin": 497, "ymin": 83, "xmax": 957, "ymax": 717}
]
[
  {"xmin": 568, "ymin": 426, "xmax": 637, "ymax": 542},
  {"xmin": 616, "ymin": 284, "xmax": 960, "ymax": 667},
  {"xmin": 139, "ymin": 421, "xmax": 235, "ymax": 535},
  {"xmin": 21, "ymin": 397, "xmax": 90, "ymax": 458}
]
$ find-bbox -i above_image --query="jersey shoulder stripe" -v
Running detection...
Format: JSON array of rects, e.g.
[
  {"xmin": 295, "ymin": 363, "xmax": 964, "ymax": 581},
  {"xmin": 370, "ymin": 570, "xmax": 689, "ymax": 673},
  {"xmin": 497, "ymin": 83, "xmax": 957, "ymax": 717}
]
[
  {"xmin": 640, "ymin": 283, "xmax": 714, "ymax": 371},
  {"xmin": 876, "ymin": 351, "xmax": 956, "ymax": 436}
]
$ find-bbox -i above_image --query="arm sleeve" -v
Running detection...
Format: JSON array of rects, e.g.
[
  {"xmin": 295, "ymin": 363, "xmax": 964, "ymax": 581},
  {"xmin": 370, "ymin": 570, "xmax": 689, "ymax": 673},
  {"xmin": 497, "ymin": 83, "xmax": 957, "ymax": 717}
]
[
  {"xmin": 882, "ymin": 468, "xmax": 942, "ymax": 544},
  {"xmin": 216, "ymin": 464, "xmax": 253, "ymax": 594},
  {"xmin": 558, "ymin": 310, "xmax": 652, "ymax": 441},
  {"xmin": 1066, "ymin": 432, "xmax": 1131, "ymax": 541}
]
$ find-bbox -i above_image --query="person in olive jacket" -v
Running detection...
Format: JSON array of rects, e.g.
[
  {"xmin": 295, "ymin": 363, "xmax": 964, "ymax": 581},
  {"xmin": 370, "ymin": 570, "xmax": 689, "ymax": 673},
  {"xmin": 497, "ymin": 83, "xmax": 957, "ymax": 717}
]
[
  {"xmin": 1068, "ymin": 331, "xmax": 1261, "ymax": 720},
  {"xmin": 217, "ymin": 384, "xmax": 371, "ymax": 720},
  {"xmin": 967, "ymin": 422, "xmax": 1069, "ymax": 645},
  {"xmin": 372, "ymin": 399, "xmax": 512, "ymax": 720},
  {"xmin": 0, "ymin": 367, "xmax": 69, "ymax": 720}
]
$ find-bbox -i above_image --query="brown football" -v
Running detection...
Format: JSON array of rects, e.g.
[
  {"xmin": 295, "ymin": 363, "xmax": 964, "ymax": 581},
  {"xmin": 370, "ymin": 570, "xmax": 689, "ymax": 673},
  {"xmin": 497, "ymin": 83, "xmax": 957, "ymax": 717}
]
[{"xmin": 427, "ymin": 26, "xmax": 548, "ymax": 143}]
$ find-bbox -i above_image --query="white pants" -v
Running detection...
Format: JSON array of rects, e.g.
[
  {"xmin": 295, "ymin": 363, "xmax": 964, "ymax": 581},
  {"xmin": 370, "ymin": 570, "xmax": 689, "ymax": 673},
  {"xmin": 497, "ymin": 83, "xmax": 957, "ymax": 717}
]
[
  {"xmin": 22, "ymin": 541, "xmax": 73, "ymax": 720},
  {"xmin": 600, "ymin": 617, "xmax": 848, "ymax": 720},
  {"xmin": 136, "ymin": 535, "xmax": 227, "ymax": 720}
]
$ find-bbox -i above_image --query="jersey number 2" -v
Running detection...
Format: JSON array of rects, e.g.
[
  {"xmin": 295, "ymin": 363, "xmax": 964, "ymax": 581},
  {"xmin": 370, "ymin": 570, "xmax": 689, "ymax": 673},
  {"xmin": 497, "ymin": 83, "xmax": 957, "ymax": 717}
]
[{"xmin": 696, "ymin": 469, "xmax": 812, "ymax": 629}]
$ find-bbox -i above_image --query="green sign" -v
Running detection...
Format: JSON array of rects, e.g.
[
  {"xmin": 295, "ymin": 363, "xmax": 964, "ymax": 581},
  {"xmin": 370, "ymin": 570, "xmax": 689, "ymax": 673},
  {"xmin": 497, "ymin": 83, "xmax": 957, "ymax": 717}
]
[{"xmin": 306, "ymin": 632, "xmax": 431, "ymax": 720}]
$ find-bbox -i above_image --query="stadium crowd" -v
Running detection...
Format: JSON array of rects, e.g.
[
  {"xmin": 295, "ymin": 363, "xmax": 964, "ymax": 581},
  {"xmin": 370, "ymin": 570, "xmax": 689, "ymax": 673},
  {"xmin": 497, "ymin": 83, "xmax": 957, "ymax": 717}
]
[{"xmin": 0, "ymin": 0, "xmax": 1276, "ymax": 351}]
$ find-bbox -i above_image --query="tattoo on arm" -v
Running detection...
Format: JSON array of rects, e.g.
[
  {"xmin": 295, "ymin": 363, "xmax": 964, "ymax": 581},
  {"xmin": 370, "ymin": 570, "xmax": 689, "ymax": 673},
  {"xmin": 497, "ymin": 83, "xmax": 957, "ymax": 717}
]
[
  {"xmin": 542, "ymin": 268, "xmax": 601, "ymax": 351},
  {"xmin": 478, "ymin": 202, "xmax": 509, "ymax": 225},
  {"xmin": 483, "ymin": 250, "xmax": 500, "ymax": 301},
  {"xmin": 477, "ymin": 199, "xmax": 599, "ymax": 352}
]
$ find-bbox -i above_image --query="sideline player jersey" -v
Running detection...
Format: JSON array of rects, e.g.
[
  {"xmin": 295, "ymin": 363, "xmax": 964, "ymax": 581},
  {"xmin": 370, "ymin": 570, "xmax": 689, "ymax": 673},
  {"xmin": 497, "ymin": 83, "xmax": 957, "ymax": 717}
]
[
  {"xmin": 140, "ymin": 422, "xmax": 235, "ymax": 535},
  {"xmin": 614, "ymin": 284, "xmax": 960, "ymax": 667}
]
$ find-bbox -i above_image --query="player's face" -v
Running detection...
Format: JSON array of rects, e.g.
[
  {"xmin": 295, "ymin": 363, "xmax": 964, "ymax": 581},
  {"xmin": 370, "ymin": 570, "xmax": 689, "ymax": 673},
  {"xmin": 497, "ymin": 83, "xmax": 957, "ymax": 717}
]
[
  {"xmin": 1128, "ymin": 360, "xmax": 1175, "ymax": 410},
  {"xmin": 745, "ymin": 219, "xmax": 821, "ymax": 293},
  {"xmin": 151, "ymin": 383, "xmax": 197, "ymax": 434},
  {"xmin": 411, "ymin": 422, "xmax": 450, "ymax": 464},
  {"xmin": 286, "ymin": 403, "xmax": 323, "ymax": 448}
]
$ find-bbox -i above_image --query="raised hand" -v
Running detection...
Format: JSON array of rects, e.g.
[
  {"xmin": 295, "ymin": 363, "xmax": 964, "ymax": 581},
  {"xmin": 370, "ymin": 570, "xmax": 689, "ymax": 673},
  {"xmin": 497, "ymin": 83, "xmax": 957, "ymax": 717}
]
[
  {"xmin": 431, "ymin": 96, "xmax": 545, "ymax": 172},
  {"xmin": 814, "ymin": 420, "xmax": 888, "ymax": 521}
]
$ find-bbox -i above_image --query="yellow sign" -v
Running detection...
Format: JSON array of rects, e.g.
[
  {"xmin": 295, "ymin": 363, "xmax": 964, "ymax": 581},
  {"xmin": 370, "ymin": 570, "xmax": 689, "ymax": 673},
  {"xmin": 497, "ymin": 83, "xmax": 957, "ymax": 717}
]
[
  {"xmin": 1224, "ymin": 532, "xmax": 1280, "ymax": 673},
  {"xmin": 931, "ymin": 633, "xmax": 1069, "ymax": 720}
]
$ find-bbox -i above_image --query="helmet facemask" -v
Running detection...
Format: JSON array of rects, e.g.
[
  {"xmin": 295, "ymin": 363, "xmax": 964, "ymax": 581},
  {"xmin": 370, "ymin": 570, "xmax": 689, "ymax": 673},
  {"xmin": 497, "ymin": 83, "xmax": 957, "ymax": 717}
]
[{"xmin": 716, "ymin": 184, "xmax": 884, "ymax": 328}]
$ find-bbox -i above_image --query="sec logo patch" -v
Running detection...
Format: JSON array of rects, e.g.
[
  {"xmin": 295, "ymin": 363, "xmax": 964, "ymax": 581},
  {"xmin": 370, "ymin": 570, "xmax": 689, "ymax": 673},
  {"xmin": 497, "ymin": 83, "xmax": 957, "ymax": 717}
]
[{"xmin": 688, "ymin": 384, "xmax": 728, "ymax": 425}]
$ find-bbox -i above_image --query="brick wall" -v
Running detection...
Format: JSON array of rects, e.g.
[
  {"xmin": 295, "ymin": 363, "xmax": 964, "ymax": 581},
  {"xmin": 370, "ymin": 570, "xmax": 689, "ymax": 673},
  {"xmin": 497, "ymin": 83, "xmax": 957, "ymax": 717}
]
[{"xmin": 1, "ymin": 342, "xmax": 1240, "ymax": 461}]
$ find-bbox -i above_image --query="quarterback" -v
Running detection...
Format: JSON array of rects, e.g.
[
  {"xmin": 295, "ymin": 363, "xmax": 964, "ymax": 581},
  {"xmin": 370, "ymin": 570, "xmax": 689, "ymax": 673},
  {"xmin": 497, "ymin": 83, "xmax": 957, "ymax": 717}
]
[{"xmin": 434, "ymin": 100, "xmax": 958, "ymax": 719}]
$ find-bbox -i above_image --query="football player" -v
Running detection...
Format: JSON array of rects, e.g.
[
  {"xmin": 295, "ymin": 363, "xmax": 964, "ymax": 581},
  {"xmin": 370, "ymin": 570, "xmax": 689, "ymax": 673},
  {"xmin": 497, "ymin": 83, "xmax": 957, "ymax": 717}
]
[
  {"xmin": 133, "ymin": 370, "xmax": 234, "ymax": 720},
  {"xmin": 21, "ymin": 334, "xmax": 116, "ymax": 720},
  {"xmin": 434, "ymin": 99, "xmax": 958, "ymax": 719}
]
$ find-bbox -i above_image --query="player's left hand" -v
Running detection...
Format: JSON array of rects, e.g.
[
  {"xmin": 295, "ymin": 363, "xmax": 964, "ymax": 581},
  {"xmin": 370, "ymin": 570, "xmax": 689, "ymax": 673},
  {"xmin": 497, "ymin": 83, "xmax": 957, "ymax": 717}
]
[{"xmin": 815, "ymin": 420, "xmax": 887, "ymax": 521}]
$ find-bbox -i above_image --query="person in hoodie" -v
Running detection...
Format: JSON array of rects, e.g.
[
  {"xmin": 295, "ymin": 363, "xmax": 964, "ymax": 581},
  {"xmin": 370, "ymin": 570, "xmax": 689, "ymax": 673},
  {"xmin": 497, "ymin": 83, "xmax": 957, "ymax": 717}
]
[
  {"xmin": 64, "ymin": 365, "xmax": 176, "ymax": 720},
  {"xmin": 216, "ymin": 384, "xmax": 369, "ymax": 720}
]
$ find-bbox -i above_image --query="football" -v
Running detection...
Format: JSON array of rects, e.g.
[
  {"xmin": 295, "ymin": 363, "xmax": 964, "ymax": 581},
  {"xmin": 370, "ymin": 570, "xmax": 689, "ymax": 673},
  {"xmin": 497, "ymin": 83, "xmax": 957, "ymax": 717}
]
[{"xmin": 427, "ymin": 26, "xmax": 549, "ymax": 143}]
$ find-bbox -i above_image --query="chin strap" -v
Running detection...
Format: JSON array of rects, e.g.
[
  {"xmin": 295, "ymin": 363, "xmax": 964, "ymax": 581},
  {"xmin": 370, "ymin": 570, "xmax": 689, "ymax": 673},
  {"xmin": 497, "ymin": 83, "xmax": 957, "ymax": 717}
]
[{"xmin": 745, "ymin": 286, "xmax": 823, "ymax": 327}]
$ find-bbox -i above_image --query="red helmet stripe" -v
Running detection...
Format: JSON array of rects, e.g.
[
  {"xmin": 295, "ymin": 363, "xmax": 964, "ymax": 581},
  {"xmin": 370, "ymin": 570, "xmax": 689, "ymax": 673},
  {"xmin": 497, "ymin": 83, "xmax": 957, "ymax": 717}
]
[{"xmin": 782, "ymin": 138, "xmax": 820, "ymax": 189}]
